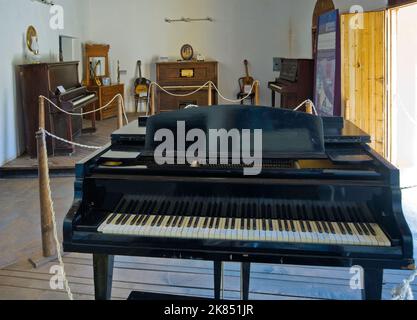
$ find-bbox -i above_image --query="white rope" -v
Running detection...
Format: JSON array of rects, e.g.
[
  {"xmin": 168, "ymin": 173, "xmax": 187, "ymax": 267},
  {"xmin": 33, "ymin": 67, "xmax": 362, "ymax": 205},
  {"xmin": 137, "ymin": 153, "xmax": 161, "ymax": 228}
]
[
  {"xmin": 146, "ymin": 80, "xmax": 260, "ymax": 115},
  {"xmin": 293, "ymin": 99, "xmax": 319, "ymax": 116},
  {"xmin": 392, "ymin": 270, "xmax": 417, "ymax": 300},
  {"xmin": 39, "ymin": 94, "xmax": 129, "ymax": 125},
  {"xmin": 41, "ymin": 128, "xmax": 103, "ymax": 150},
  {"xmin": 39, "ymin": 130, "xmax": 74, "ymax": 300}
]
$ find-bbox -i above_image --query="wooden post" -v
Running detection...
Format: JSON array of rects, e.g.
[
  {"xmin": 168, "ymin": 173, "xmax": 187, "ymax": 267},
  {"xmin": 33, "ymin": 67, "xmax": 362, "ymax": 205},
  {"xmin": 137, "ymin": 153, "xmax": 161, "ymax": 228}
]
[
  {"xmin": 117, "ymin": 95, "xmax": 123, "ymax": 129},
  {"xmin": 306, "ymin": 101, "xmax": 314, "ymax": 115},
  {"xmin": 37, "ymin": 97, "xmax": 55, "ymax": 258},
  {"xmin": 208, "ymin": 82, "xmax": 213, "ymax": 106},
  {"xmin": 254, "ymin": 81, "xmax": 260, "ymax": 106},
  {"xmin": 151, "ymin": 84, "xmax": 156, "ymax": 115}
]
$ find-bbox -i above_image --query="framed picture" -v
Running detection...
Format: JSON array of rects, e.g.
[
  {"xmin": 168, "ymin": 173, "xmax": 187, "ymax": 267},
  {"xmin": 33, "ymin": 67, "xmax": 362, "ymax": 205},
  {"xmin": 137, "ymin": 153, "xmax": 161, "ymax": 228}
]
[{"xmin": 314, "ymin": 9, "xmax": 341, "ymax": 117}]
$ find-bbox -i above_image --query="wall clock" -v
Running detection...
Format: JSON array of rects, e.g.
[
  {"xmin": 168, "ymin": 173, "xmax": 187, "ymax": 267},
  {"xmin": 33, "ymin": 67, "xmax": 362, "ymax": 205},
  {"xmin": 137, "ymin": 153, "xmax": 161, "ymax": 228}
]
[{"xmin": 180, "ymin": 44, "xmax": 194, "ymax": 61}]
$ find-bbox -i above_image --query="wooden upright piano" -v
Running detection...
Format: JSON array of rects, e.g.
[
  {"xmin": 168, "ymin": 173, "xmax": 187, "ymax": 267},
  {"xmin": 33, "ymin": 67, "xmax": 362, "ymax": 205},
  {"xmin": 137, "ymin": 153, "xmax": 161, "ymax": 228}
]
[
  {"xmin": 268, "ymin": 59, "xmax": 314, "ymax": 109},
  {"xmin": 156, "ymin": 61, "xmax": 218, "ymax": 113},
  {"xmin": 18, "ymin": 61, "xmax": 97, "ymax": 157}
]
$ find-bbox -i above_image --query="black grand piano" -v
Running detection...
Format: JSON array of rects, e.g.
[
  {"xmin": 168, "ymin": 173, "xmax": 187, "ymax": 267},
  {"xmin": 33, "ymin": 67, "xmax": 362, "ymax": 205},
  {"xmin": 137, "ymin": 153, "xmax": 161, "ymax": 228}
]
[{"xmin": 63, "ymin": 106, "xmax": 414, "ymax": 300}]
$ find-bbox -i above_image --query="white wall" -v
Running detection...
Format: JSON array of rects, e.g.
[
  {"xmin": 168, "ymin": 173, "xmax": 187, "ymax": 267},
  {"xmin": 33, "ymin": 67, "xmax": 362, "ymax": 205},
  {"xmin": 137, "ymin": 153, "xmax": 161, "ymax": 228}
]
[
  {"xmin": 87, "ymin": 0, "xmax": 297, "ymax": 111},
  {"xmin": 0, "ymin": 0, "xmax": 89, "ymax": 166}
]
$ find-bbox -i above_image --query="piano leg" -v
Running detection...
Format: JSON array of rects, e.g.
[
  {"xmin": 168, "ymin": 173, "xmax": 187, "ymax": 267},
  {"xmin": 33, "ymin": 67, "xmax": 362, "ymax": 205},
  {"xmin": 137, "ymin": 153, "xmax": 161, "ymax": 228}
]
[
  {"xmin": 361, "ymin": 268, "xmax": 383, "ymax": 300},
  {"xmin": 214, "ymin": 261, "xmax": 223, "ymax": 300},
  {"xmin": 93, "ymin": 254, "xmax": 114, "ymax": 300},
  {"xmin": 271, "ymin": 90, "xmax": 276, "ymax": 108},
  {"xmin": 241, "ymin": 262, "xmax": 251, "ymax": 300}
]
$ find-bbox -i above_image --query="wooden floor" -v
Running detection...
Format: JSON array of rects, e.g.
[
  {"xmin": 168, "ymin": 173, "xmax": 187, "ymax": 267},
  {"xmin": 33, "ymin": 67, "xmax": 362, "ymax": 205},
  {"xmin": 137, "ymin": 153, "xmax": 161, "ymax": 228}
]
[
  {"xmin": 1, "ymin": 114, "xmax": 140, "ymax": 171},
  {"xmin": 1, "ymin": 253, "xmax": 416, "ymax": 300}
]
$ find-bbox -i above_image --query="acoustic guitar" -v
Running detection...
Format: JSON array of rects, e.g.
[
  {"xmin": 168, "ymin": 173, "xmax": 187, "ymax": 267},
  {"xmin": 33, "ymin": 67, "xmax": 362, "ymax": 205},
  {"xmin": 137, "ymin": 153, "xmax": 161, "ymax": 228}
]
[
  {"xmin": 241, "ymin": 59, "xmax": 254, "ymax": 93},
  {"xmin": 90, "ymin": 61, "xmax": 102, "ymax": 86},
  {"xmin": 134, "ymin": 60, "xmax": 150, "ymax": 96}
]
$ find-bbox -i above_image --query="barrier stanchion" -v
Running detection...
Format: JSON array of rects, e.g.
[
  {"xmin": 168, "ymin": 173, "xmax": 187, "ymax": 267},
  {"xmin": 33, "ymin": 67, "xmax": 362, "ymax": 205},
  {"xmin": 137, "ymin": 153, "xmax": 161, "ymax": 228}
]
[
  {"xmin": 117, "ymin": 94, "xmax": 123, "ymax": 129},
  {"xmin": 36, "ymin": 96, "xmax": 55, "ymax": 260},
  {"xmin": 255, "ymin": 81, "xmax": 260, "ymax": 106},
  {"xmin": 208, "ymin": 83, "xmax": 213, "ymax": 106},
  {"xmin": 306, "ymin": 101, "xmax": 313, "ymax": 115}
]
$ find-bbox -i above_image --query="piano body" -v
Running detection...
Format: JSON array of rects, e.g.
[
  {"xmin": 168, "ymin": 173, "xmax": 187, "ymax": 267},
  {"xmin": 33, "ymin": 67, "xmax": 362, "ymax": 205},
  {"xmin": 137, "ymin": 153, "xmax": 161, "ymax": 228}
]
[
  {"xmin": 268, "ymin": 59, "xmax": 314, "ymax": 109},
  {"xmin": 63, "ymin": 106, "xmax": 414, "ymax": 300},
  {"xmin": 18, "ymin": 61, "xmax": 97, "ymax": 157}
]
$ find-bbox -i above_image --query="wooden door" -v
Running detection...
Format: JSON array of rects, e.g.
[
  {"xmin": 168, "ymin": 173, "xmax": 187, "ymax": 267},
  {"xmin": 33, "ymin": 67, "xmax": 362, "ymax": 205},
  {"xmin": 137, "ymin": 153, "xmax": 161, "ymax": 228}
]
[{"xmin": 341, "ymin": 11, "xmax": 387, "ymax": 157}]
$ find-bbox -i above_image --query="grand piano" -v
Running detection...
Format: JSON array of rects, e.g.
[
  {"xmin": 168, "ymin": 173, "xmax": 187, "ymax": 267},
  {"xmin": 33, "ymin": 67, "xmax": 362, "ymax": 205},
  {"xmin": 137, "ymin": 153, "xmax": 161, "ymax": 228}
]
[
  {"xmin": 63, "ymin": 106, "xmax": 414, "ymax": 300},
  {"xmin": 18, "ymin": 61, "xmax": 97, "ymax": 157}
]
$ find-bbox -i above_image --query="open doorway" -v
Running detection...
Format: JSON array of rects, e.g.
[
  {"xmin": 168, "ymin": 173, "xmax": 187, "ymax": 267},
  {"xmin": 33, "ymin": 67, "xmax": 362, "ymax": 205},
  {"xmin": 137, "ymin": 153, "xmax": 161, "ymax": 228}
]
[{"xmin": 389, "ymin": 3, "xmax": 417, "ymax": 187}]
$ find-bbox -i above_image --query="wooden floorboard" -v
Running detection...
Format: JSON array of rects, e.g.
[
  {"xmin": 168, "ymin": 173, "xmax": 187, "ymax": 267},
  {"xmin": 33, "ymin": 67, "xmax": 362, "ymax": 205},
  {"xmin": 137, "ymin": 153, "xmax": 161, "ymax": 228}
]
[
  {"xmin": 0, "ymin": 254, "xmax": 415, "ymax": 300},
  {"xmin": 1, "ymin": 114, "xmax": 140, "ymax": 170}
]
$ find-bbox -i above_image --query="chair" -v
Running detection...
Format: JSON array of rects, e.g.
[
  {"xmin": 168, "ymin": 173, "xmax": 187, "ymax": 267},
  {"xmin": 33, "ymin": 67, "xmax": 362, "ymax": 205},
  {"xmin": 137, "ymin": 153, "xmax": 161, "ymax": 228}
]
[
  {"xmin": 237, "ymin": 77, "xmax": 256, "ymax": 105},
  {"xmin": 134, "ymin": 79, "xmax": 151, "ymax": 113}
]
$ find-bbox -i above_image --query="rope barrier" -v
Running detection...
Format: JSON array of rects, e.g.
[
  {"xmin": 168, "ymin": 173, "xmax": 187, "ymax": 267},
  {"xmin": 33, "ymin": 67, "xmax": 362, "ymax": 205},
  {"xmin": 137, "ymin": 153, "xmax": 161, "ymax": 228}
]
[
  {"xmin": 293, "ymin": 99, "xmax": 319, "ymax": 116},
  {"xmin": 39, "ymin": 94, "xmax": 129, "ymax": 125},
  {"xmin": 39, "ymin": 130, "xmax": 74, "ymax": 300},
  {"xmin": 146, "ymin": 80, "xmax": 260, "ymax": 115},
  {"xmin": 392, "ymin": 270, "xmax": 417, "ymax": 300},
  {"xmin": 41, "ymin": 128, "xmax": 104, "ymax": 150}
]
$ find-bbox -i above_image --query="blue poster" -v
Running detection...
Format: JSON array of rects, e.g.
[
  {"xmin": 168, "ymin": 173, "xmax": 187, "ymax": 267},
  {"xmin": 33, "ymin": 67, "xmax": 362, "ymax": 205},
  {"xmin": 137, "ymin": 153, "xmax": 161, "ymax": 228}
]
[{"xmin": 314, "ymin": 10, "xmax": 341, "ymax": 117}]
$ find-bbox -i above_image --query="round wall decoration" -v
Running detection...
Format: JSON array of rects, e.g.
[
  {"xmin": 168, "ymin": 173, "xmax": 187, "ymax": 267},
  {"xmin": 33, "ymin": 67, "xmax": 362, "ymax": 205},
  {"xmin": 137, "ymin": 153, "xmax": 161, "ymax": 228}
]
[{"xmin": 180, "ymin": 44, "xmax": 194, "ymax": 61}]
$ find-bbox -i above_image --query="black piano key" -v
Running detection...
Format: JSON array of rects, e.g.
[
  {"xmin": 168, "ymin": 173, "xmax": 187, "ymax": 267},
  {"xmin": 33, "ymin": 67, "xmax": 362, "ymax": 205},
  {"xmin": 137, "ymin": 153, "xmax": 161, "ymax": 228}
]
[
  {"xmin": 321, "ymin": 220, "xmax": 330, "ymax": 234},
  {"xmin": 262, "ymin": 219, "xmax": 267, "ymax": 231},
  {"xmin": 231, "ymin": 218, "xmax": 236, "ymax": 230},
  {"xmin": 209, "ymin": 217, "xmax": 216, "ymax": 229},
  {"xmin": 193, "ymin": 217, "xmax": 200, "ymax": 228},
  {"xmin": 151, "ymin": 215, "xmax": 159, "ymax": 227},
  {"xmin": 115, "ymin": 214, "xmax": 125, "ymax": 225},
  {"xmin": 360, "ymin": 222, "xmax": 370, "ymax": 236},
  {"xmin": 284, "ymin": 220, "xmax": 290, "ymax": 232},
  {"xmin": 121, "ymin": 214, "xmax": 130, "ymax": 225},
  {"xmin": 225, "ymin": 218, "xmax": 230, "ymax": 230},
  {"xmin": 130, "ymin": 215, "xmax": 139, "ymax": 225},
  {"xmin": 106, "ymin": 213, "xmax": 117, "ymax": 224},
  {"xmin": 305, "ymin": 221, "xmax": 313, "ymax": 233},
  {"xmin": 240, "ymin": 218, "xmax": 245, "ymax": 230},
  {"xmin": 135, "ymin": 215, "xmax": 144, "ymax": 226},
  {"xmin": 365, "ymin": 223, "xmax": 377, "ymax": 236},
  {"xmin": 315, "ymin": 221, "xmax": 323, "ymax": 233},
  {"xmin": 142, "ymin": 215, "xmax": 151, "ymax": 226},
  {"xmin": 215, "ymin": 217, "xmax": 221, "ymax": 229},
  {"xmin": 289, "ymin": 219, "xmax": 296, "ymax": 232},
  {"xmin": 268, "ymin": 219, "xmax": 273, "ymax": 232},
  {"xmin": 278, "ymin": 219, "xmax": 283, "ymax": 232},
  {"xmin": 187, "ymin": 216, "xmax": 194, "ymax": 228},
  {"xmin": 156, "ymin": 215, "xmax": 165, "ymax": 227},
  {"xmin": 299, "ymin": 220, "xmax": 306, "ymax": 233},
  {"xmin": 203, "ymin": 217, "xmax": 210, "ymax": 229},
  {"xmin": 171, "ymin": 215, "xmax": 180, "ymax": 228}
]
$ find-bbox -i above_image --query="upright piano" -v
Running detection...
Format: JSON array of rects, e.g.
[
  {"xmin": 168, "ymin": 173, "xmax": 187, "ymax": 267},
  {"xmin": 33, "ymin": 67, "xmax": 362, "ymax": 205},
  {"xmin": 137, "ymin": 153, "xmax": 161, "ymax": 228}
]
[
  {"xmin": 268, "ymin": 59, "xmax": 314, "ymax": 109},
  {"xmin": 18, "ymin": 61, "xmax": 97, "ymax": 157},
  {"xmin": 63, "ymin": 106, "xmax": 414, "ymax": 300}
]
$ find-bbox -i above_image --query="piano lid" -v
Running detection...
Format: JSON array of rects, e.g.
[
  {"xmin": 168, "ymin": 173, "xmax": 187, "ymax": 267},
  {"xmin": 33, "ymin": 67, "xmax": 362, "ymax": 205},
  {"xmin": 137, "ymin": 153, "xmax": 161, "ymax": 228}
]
[{"xmin": 144, "ymin": 106, "xmax": 326, "ymax": 159}]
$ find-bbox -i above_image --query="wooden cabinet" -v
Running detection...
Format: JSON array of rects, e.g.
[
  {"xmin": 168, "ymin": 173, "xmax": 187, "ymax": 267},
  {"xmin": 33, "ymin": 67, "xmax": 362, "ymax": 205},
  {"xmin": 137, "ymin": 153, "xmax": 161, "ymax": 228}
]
[
  {"xmin": 87, "ymin": 84, "xmax": 124, "ymax": 120},
  {"xmin": 156, "ymin": 61, "xmax": 218, "ymax": 112}
]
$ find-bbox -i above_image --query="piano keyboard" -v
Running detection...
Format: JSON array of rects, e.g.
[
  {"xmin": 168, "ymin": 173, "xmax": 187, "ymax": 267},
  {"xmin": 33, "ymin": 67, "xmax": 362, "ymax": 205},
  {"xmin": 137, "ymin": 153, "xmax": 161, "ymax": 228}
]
[
  {"xmin": 96, "ymin": 197, "xmax": 391, "ymax": 247},
  {"xmin": 72, "ymin": 94, "xmax": 96, "ymax": 107}
]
